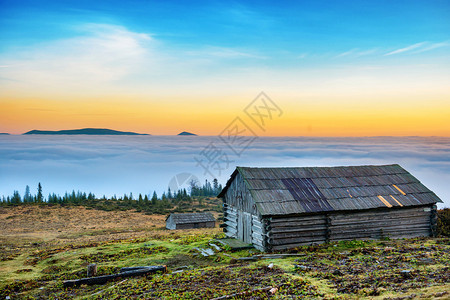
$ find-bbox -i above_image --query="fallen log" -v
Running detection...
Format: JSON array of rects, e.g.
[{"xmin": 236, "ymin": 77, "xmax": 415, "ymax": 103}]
[
  {"xmin": 119, "ymin": 266, "xmax": 162, "ymax": 273},
  {"xmin": 63, "ymin": 265, "xmax": 166, "ymax": 288},
  {"xmin": 237, "ymin": 256, "xmax": 259, "ymax": 261}
]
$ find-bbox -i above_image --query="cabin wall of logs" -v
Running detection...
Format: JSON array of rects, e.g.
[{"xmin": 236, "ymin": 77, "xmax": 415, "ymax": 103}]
[
  {"xmin": 220, "ymin": 165, "xmax": 441, "ymax": 252},
  {"xmin": 223, "ymin": 201, "xmax": 437, "ymax": 251}
]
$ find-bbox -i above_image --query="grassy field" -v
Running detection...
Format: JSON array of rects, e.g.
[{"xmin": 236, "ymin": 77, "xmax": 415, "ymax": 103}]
[{"xmin": 0, "ymin": 205, "xmax": 449, "ymax": 299}]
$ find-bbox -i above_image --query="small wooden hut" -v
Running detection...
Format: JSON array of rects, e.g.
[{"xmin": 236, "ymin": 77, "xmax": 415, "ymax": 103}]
[
  {"xmin": 166, "ymin": 213, "xmax": 216, "ymax": 230},
  {"xmin": 218, "ymin": 165, "xmax": 442, "ymax": 251}
]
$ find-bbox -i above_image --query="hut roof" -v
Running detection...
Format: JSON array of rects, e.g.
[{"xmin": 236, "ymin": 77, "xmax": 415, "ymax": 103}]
[
  {"xmin": 218, "ymin": 164, "xmax": 442, "ymax": 216},
  {"xmin": 167, "ymin": 212, "xmax": 215, "ymax": 224}
]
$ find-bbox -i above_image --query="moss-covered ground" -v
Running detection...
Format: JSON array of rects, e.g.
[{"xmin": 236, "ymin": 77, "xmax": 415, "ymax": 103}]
[{"xmin": 0, "ymin": 206, "xmax": 448, "ymax": 299}]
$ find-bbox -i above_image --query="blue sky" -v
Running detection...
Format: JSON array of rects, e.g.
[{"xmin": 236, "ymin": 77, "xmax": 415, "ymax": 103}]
[{"xmin": 2, "ymin": 0, "xmax": 449, "ymax": 60}]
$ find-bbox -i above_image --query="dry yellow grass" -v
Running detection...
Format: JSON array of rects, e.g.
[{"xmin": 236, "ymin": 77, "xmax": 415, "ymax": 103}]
[
  {"xmin": 0, "ymin": 206, "xmax": 166, "ymax": 247},
  {"xmin": 0, "ymin": 205, "xmax": 221, "ymax": 287}
]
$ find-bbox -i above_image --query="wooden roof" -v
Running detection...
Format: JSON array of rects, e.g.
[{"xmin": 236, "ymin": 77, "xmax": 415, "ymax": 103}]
[
  {"xmin": 166, "ymin": 212, "xmax": 215, "ymax": 224},
  {"xmin": 218, "ymin": 164, "xmax": 442, "ymax": 216}
]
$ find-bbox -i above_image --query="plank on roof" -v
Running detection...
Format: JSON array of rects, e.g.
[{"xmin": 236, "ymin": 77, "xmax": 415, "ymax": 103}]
[
  {"xmin": 251, "ymin": 189, "xmax": 294, "ymax": 202},
  {"xmin": 342, "ymin": 167, "xmax": 357, "ymax": 177},
  {"xmin": 257, "ymin": 200, "xmax": 305, "ymax": 216},
  {"xmin": 370, "ymin": 175, "xmax": 389, "ymax": 186},
  {"xmin": 405, "ymin": 194, "xmax": 423, "ymax": 206},
  {"xmin": 310, "ymin": 178, "xmax": 327, "ymax": 189},
  {"xmin": 326, "ymin": 199, "xmax": 340, "ymax": 211},
  {"xmin": 342, "ymin": 176, "xmax": 355, "ymax": 187},
  {"xmin": 384, "ymin": 164, "xmax": 405, "ymax": 174},
  {"xmin": 281, "ymin": 168, "xmax": 297, "ymax": 179},
  {"xmin": 401, "ymin": 173, "xmax": 420, "ymax": 183},
  {"xmin": 246, "ymin": 179, "xmax": 284, "ymax": 190},
  {"xmin": 394, "ymin": 194, "xmax": 413, "ymax": 206},
  {"xmin": 344, "ymin": 176, "xmax": 359, "ymax": 187},
  {"xmin": 260, "ymin": 168, "xmax": 276, "ymax": 179},
  {"xmin": 292, "ymin": 168, "xmax": 309, "ymax": 178},
  {"xmin": 400, "ymin": 183, "xmax": 431, "ymax": 194},
  {"xmin": 413, "ymin": 192, "xmax": 439, "ymax": 205},
  {"xmin": 246, "ymin": 168, "xmax": 263, "ymax": 179}
]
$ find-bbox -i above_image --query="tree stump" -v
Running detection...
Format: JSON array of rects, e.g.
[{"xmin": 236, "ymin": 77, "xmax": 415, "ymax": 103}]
[{"xmin": 87, "ymin": 264, "xmax": 97, "ymax": 277}]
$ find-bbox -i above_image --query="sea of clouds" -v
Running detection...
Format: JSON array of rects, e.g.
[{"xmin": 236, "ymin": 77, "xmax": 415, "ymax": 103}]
[{"xmin": 0, "ymin": 135, "xmax": 448, "ymax": 207}]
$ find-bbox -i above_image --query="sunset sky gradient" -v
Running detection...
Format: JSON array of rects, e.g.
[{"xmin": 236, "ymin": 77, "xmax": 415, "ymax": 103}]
[{"xmin": 1, "ymin": 0, "xmax": 449, "ymax": 136}]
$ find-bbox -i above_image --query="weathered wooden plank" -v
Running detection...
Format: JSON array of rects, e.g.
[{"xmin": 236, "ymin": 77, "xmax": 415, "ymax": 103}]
[
  {"xmin": 330, "ymin": 222, "xmax": 430, "ymax": 233},
  {"xmin": 252, "ymin": 230, "xmax": 264, "ymax": 238},
  {"xmin": 329, "ymin": 230, "xmax": 430, "ymax": 240},
  {"xmin": 330, "ymin": 229, "xmax": 430, "ymax": 241},
  {"xmin": 270, "ymin": 225, "xmax": 327, "ymax": 233},
  {"xmin": 252, "ymin": 237, "xmax": 264, "ymax": 246},
  {"xmin": 224, "ymin": 212, "xmax": 238, "ymax": 218},
  {"xmin": 224, "ymin": 220, "xmax": 238, "ymax": 227},
  {"xmin": 224, "ymin": 227, "xmax": 238, "ymax": 235},
  {"xmin": 63, "ymin": 266, "xmax": 166, "ymax": 287},
  {"xmin": 329, "ymin": 212, "xmax": 430, "ymax": 224},
  {"xmin": 329, "ymin": 227, "xmax": 430, "ymax": 240},
  {"xmin": 224, "ymin": 231, "xmax": 236, "ymax": 238},
  {"xmin": 329, "ymin": 215, "xmax": 429, "ymax": 226},
  {"xmin": 330, "ymin": 213, "xmax": 431, "ymax": 222},
  {"xmin": 269, "ymin": 230, "xmax": 327, "ymax": 240},
  {"xmin": 330, "ymin": 218, "xmax": 429, "ymax": 229},
  {"xmin": 251, "ymin": 223, "xmax": 264, "ymax": 232},
  {"xmin": 329, "ymin": 227, "xmax": 430, "ymax": 238},
  {"xmin": 270, "ymin": 215, "xmax": 325, "ymax": 223},
  {"xmin": 270, "ymin": 236, "xmax": 327, "ymax": 248},
  {"xmin": 252, "ymin": 219, "xmax": 263, "ymax": 227},
  {"xmin": 329, "ymin": 208, "xmax": 430, "ymax": 221},
  {"xmin": 252, "ymin": 235, "xmax": 266, "ymax": 245},
  {"xmin": 268, "ymin": 219, "xmax": 327, "ymax": 228}
]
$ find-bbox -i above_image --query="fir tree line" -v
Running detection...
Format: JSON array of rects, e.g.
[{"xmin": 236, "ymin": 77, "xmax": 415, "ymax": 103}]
[
  {"xmin": 190, "ymin": 178, "xmax": 223, "ymax": 197},
  {"xmin": 1, "ymin": 179, "xmax": 223, "ymax": 214}
]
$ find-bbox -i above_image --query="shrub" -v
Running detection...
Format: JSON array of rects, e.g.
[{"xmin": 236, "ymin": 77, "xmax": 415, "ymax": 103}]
[{"xmin": 437, "ymin": 208, "xmax": 450, "ymax": 236}]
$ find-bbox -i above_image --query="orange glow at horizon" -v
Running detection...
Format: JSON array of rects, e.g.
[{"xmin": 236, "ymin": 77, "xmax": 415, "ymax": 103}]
[{"xmin": 1, "ymin": 96, "xmax": 449, "ymax": 136}]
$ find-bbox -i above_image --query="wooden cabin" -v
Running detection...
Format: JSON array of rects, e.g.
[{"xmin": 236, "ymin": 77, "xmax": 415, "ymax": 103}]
[
  {"xmin": 165, "ymin": 213, "xmax": 216, "ymax": 230},
  {"xmin": 218, "ymin": 165, "xmax": 442, "ymax": 251}
]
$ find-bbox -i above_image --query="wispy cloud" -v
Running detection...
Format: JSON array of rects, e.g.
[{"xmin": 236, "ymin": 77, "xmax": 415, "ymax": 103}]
[
  {"xmin": 413, "ymin": 41, "xmax": 449, "ymax": 53},
  {"xmin": 384, "ymin": 42, "xmax": 431, "ymax": 56},
  {"xmin": 335, "ymin": 48, "xmax": 378, "ymax": 58},
  {"xmin": 0, "ymin": 24, "xmax": 154, "ymax": 93},
  {"xmin": 335, "ymin": 49, "xmax": 357, "ymax": 58},
  {"xmin": 0, "ymin": 23, "xmax": 268, "ymax": 96}
]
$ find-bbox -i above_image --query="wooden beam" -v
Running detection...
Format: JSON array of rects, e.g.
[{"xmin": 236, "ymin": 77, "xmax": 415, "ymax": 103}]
[{"xmin": 63, "ymin": 266, "xmax": 166, "ymax": 288}]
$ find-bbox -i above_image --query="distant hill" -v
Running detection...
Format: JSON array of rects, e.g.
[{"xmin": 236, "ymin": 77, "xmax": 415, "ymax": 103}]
[
  {"xmin": 23, "ymin": 128, "xmax": 149, "ymax": 135},
  {"xmin": 0, "ymin": 133, "xmax": 9, "ymax": 135},
  {"xmin": 178, "ymin": 131, "xmax": 197, "ymax": 136}
]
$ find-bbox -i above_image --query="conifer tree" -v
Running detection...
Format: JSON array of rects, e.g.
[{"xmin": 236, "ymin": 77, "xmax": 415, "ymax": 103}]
[{"xmin": 37, "ymin": 183, "xmax": 43, "ymax": 203}]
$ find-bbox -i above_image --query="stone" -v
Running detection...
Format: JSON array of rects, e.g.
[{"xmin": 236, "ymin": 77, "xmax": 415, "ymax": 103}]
[{"xmin": 87, "ymin": 264, "xmax": 97, "ymax": 277}]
